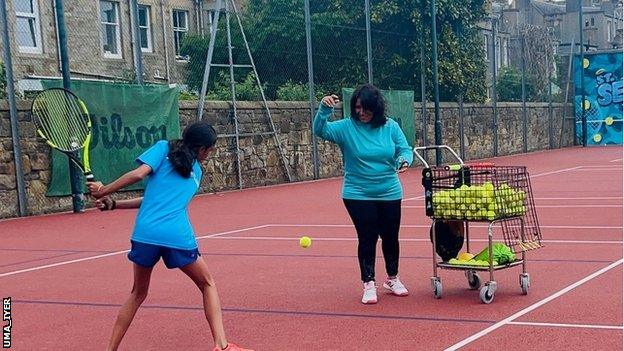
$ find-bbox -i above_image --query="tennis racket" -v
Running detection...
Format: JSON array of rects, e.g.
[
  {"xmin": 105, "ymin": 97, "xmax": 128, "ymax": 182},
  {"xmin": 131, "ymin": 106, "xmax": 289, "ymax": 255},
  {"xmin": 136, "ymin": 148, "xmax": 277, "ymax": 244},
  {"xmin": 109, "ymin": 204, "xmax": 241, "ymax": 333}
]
[{"xmin": 31, "ymin": 88, "xmax": 95, "ymax": 182}]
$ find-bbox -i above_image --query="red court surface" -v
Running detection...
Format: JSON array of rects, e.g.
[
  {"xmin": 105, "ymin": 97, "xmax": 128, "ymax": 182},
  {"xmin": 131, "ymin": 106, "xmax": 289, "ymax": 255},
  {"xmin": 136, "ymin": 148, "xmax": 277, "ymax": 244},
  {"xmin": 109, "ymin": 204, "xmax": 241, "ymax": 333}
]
[{"xmin": 1, "ymin": 146, "xmax": 622, "ymax": 350}]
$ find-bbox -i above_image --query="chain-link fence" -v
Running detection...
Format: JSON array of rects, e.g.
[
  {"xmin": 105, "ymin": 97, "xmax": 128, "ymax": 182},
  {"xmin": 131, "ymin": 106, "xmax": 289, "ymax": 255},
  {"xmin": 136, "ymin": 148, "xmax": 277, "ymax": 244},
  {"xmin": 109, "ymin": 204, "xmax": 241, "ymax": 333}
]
[{"xmin": 2, "ymin": 0, "xmax": 619, "ymax": 217}]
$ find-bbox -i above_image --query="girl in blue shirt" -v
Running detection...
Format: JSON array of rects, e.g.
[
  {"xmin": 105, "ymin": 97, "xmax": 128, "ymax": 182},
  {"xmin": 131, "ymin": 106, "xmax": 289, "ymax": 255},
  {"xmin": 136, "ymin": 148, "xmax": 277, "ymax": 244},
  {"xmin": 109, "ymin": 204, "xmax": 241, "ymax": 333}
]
[
  {"xmin": 87, "ymin": 121, "xmax": 251, "ymax": 351},
  {"xmin": 313, "ymin": 84, "xmax": 414, "ymax": 304}
]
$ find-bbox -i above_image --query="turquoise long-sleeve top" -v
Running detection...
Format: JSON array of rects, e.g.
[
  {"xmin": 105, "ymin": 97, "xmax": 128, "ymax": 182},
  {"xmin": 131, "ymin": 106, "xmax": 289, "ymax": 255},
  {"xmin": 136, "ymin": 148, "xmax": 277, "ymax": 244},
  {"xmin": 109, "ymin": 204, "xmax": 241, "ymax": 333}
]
[{"xmin": 313, "ymin": 104, "xmax": 414, "ymax": 200}]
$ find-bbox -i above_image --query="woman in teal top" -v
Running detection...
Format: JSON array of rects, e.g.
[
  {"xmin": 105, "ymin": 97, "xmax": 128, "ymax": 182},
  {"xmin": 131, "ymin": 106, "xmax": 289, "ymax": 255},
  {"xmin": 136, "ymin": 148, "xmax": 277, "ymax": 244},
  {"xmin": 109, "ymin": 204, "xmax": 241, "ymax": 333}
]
[
  {"xmin": 87, "ymin": 122, "xmax": 251, "ymax": 351},
  {"xmin": 313, "ymin": 84, "xmax": 414, "ymax": 304}
]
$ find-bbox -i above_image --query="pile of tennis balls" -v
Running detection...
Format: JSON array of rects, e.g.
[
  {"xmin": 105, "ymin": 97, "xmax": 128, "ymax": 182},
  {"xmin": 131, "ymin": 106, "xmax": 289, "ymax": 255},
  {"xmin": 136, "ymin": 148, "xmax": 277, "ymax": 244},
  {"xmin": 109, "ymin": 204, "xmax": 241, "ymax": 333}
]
[
  {"xmin": 448, "ymin": 252, "xmax": 499, "ymax": 266},
  {"xmin": 432, "ymin": 182, "xmax": 526, "ymax": 220}
]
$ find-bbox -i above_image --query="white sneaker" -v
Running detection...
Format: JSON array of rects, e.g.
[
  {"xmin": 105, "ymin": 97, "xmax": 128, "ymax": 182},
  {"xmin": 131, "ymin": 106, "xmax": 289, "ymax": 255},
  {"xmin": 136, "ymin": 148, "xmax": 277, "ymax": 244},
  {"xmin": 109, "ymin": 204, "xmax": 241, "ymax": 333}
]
[
  {"xmin": 361, "ymin": 281, "xmax": 378, "ymax": 304},
  {"xmin": 383, "ymin": 276, "xmax": 409, "ymax": 296}
]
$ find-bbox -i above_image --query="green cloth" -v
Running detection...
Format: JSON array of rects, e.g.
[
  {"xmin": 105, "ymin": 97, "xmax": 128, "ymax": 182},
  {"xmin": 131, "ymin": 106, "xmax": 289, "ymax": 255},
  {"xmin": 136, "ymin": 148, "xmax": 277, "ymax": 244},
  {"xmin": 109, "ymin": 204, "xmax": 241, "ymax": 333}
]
[
  {"xmin": 41, "ymin": 80, "xmax": 181, "ymax": 196},
  {"xmin": 474, "ymin": 243, "xmax": 516, "ymax": 264},
  {"xmin": 341, "ymin": 88, "xmax": 415, "ymax": 146}
]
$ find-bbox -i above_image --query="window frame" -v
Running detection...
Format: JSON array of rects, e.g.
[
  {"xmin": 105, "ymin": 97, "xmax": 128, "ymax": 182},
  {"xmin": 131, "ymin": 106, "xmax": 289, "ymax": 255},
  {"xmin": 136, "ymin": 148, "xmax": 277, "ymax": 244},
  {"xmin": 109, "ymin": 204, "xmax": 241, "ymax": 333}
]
[
  {"xmin": 138, "ymin": 5, "xmax": 153, "ymax": 53},
  {"xmin": 99, "ymin": 0, "xmax": 123, "ymax": 59},
  {"xmin": 15, "ymin": 0, "xmax": 43, "ymax": 54},
  {"xmin": 172, "ymin": 9, "xmax": 189, "ymax": 60}
]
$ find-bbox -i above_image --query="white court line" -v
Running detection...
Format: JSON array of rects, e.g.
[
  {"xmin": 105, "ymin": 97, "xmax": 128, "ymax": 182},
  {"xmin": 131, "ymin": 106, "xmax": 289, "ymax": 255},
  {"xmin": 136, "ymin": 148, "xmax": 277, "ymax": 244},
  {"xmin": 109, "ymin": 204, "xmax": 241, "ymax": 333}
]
[
  {"xmin": 580, "ymin": 165, "xmax": 623, "ymax": 168},
  {"xmin": 404, "ymin": 195, "xmax": 424, "ymax": 201},
  {"xmin": 524, "ymin": 166, "xmax": 582, "ymax": 178},
  {"xmin": 0, "ymin": 225, "xmax": 269, "ymax": 278},
  {"xmin": 443, "ymin": 259, "xmax": 624, "ymax": 351},
  {"xmin": 402, "ymin": 204, "xmax": 623, "ymax": 208},
  {"xmin": 610, "ymin": 158, "xmax": 622, "ymax": 163},
  {"xmin": 404, "ymin": 196, "xmax": 623, "ymax": 202},
  {"xmin": 533, "ymin": 197, "xmax": 622, "ymax": 200},
  {"xmin": 573, "ymin": 168, "xmax": 623, "ymax": 172},
  {"xmin": 209, "ymin": 236, "xmax": 623, "ymax": 245},
  {"xmin": 403, "ymin": 165, "xmax": 590, "ymax": 202},
  {"xmin": 508, "ymin": 321, "xmax": 623, "ymax": 330},
  {"xmin": 267, "ymin": 224, "xmax": 623, "ymax": 229}
]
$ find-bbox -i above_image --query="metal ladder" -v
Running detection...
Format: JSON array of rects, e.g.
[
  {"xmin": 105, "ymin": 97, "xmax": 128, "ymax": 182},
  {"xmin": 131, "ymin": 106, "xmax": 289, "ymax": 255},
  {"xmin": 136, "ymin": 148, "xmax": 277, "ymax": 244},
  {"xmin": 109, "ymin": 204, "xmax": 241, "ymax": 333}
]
[{"xmin": 196, "ymin": 0, "xmax": 292, "ymax": 189}]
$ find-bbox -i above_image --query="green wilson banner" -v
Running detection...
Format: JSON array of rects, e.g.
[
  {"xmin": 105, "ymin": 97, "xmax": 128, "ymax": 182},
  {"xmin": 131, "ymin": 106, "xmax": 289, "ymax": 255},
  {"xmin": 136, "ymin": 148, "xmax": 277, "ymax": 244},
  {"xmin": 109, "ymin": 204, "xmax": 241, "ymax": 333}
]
[{"xmin": 41, "ymin": 80, "xmax": 181, "ymax": 196}]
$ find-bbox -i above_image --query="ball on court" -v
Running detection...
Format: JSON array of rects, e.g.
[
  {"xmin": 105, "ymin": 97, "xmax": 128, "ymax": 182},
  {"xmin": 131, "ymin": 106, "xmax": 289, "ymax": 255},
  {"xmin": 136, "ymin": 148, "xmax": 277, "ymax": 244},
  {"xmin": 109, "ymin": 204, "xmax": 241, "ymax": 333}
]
[{"xmin": 299, "ymin": 236, "xmax": 312, "ymax": 248}]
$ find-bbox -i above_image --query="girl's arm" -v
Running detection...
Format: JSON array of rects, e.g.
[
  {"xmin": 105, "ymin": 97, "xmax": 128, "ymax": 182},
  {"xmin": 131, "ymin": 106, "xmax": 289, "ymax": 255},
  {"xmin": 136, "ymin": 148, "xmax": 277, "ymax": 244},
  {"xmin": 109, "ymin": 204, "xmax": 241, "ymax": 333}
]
[
  {"xmin": 96, "ymin": 196, "xmax": 143, "ymax": 210},
  {"xmin": 86, "ymin": 164, "xmax": 152, "ymax": 198}
]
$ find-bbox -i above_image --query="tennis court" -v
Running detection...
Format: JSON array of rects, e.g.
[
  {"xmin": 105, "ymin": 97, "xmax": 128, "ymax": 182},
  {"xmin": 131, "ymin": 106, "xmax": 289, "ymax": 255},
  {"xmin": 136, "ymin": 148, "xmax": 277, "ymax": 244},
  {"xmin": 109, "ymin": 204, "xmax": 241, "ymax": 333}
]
[{"xmin": 1, "ymin": 146, "xmax": 622, "ymax": 350}]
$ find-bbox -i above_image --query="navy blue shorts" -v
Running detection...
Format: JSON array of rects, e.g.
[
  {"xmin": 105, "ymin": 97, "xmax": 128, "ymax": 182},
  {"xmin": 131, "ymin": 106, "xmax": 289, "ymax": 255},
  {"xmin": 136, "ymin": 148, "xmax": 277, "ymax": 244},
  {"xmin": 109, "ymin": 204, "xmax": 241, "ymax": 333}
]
[{"xmin": 128, "ymin": 240, "xmax": 201, "ymax": 269}]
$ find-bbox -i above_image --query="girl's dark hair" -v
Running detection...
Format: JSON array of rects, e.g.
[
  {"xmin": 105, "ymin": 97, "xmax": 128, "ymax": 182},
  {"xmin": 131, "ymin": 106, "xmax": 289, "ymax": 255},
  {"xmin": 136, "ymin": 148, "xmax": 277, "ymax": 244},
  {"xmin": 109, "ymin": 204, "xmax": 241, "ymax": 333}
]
[
  {"xmin": 168, "ymin": 121, "xmax": 217, "ymax": 177},
  {"xmin": 349, "ymin": 84, "xmax": 387, "ymax": 128}
]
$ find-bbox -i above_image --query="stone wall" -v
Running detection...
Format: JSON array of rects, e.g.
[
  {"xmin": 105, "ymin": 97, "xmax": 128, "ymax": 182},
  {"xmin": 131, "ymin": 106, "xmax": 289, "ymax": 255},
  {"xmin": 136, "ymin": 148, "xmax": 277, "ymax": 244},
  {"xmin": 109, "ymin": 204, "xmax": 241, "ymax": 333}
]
[{"xmin": 0, "ymin": 100, "xmax": 575, "ymax": 218}]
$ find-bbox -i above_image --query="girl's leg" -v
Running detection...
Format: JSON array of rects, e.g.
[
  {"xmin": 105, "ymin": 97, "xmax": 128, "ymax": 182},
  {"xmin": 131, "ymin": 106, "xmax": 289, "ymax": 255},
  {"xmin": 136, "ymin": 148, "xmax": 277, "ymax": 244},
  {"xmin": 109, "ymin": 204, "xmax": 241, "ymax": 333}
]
[
  {"xmin": 378, "ymin": 200, "xmax": 402, "ymax": 277},
  {"xmin": 180, "ymin": 257, "xmax": 228, "ymax": 350},
  {"xmin": 107, "ymin": 263, "xmax": 153, "ymax": 351},
  {"xmin": 343, "ymin": 199, "xmax": 380, "ymax": 282}
]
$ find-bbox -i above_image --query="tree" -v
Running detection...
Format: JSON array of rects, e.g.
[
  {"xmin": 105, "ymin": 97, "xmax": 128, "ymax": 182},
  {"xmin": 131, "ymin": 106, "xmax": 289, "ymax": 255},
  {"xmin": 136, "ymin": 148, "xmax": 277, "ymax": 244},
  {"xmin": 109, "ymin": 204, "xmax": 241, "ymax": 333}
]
[
  {"xmin": 496, "ymin": 66, "xmax": 536, "ymax": 102},
  {"xmin": 182, "ymin": 0, "xmax": 489, "ymax": 102}
]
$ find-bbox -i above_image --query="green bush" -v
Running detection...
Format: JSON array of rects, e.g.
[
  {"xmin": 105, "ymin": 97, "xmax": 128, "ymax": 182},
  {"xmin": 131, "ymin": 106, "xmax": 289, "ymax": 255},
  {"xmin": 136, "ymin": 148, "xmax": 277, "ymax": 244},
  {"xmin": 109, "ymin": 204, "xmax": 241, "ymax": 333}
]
[
  {"xmin": 496, "ymin": 66, "xmax": 536, "ymax": 102},
  {"xmin": 206, "ymin": 71, "xmax": 263, "ymax": 101},
  {"xmin": 276, "ymin": 81, "xmax": 308, "ymax": 101}
]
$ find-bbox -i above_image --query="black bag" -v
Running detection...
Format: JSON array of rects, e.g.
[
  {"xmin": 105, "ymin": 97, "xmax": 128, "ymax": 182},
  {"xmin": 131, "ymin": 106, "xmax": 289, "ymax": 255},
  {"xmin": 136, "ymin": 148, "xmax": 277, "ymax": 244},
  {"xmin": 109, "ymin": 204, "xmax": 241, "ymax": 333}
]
[{"xmin": 430, "ymin": 221, "xmax": 465, "ymax": 262}]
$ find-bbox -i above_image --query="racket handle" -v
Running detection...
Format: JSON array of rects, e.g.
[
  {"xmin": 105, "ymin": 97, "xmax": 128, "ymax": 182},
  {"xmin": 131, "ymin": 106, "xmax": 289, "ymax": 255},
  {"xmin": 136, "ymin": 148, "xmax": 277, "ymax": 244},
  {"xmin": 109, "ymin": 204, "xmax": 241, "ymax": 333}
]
[{"xmin": 85, "ymin": 172, "xmax": 96, "ymax": 182}]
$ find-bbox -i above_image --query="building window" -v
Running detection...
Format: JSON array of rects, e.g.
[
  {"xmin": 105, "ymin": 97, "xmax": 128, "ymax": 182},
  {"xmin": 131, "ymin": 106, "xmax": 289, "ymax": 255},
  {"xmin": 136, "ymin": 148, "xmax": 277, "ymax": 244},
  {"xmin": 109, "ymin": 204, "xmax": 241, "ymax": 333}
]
[
  {"xmin": 15, "ymin": 0, "xmax": 42, "ymax": 54},
  {"xmin": 502, "ymin": 38, "xmax": 508, "ymax": 67},
  {"xmin": 172, "ymin": 9, "xmax": 189, "ymax": 59},
  {"xmin": 100, "ymin": 0, "xmax": 122, "ymax": 58},
  {"xmin": 495, "ymin": 36, "xmax": 501, "ymax": 69},
  {"xmin": 484, "ymin": 34, "xmax": 489, "ymax": 61},
  {"xmin": 590, "ymin": 18, "xmax": 595, "ymax": 26},
  {"xmin": 138, "ymin": 5, "xmax": 153, "ymax": 52},
  {"xmin": 205, "ymin": 9, "xmax": 215, "ymax": 36},
  {"xmin": 607, "ymin": 20, "xmax": 612, "ymax": 41}
]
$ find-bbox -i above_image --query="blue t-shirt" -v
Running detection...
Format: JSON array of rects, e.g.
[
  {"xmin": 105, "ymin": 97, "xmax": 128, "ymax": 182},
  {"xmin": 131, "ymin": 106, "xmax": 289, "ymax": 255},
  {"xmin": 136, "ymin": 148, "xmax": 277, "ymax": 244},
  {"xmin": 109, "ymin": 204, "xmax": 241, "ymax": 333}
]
[
  {"xmin": 313, "ymin": 104, "xmax": 414, "ymax": 200},
  {"xmin": 131, "ymin": 140, "xmax": 202, "ymax": 250}
]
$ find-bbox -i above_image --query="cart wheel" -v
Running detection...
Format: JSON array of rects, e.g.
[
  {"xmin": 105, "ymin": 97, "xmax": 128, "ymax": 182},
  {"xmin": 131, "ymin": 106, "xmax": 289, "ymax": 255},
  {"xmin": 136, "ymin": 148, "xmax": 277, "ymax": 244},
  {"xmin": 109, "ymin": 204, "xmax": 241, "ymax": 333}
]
[
  {"xmin": 479, "ymin": 286, "xmax": 494, "ymax": 304},
  {"xmin": 432, "ymin": 278, "xmax": 443, "ymax": 299},
  {"xmin": 519, "ymin": 273, "xmax": 530, "ymax": 295},
  {"xmin": 479, "ymin": 284, "xmax": 496, "ymax": 304},
  {"xmin": 465, "ymin": 270, "xmax": 481, "ymax": 290}
]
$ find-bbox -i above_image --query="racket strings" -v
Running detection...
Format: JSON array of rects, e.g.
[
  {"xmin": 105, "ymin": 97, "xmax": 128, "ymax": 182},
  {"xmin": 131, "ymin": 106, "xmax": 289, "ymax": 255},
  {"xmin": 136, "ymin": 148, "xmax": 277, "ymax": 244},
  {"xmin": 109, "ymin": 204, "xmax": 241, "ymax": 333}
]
[{"xmin": 33, "ymin": 90, "xmax": 90, "ymax": 152}]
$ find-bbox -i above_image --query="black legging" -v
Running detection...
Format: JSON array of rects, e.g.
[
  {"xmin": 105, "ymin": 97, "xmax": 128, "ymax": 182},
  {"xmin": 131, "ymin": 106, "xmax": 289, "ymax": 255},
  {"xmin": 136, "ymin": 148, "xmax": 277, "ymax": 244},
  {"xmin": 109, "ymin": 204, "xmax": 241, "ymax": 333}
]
[{"xmin": 343, "ymin": 199, "xmax": 402, "ymax": 282}]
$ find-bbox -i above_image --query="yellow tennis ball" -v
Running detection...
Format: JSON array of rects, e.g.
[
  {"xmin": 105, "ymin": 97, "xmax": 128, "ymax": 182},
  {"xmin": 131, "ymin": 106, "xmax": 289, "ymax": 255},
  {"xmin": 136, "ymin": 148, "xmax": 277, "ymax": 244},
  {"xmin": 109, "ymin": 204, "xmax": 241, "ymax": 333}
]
[
  {"xmin": 583, "ymin": 58, "xmax": 590, "ymax": 68},
  {"xmin": 583, "ymin": 99, "xmax": 591, "ymax": 110},
  {"xmin": 299, "ymin": 236, "xmax": 312, "ymax": 248},
  {"xmin": 605, "ymin": 116, "xmax": 614, "ymax": 126},
  {"xmin": 593, "ymin": 134, "xmax": 602, "ymax": 143}
]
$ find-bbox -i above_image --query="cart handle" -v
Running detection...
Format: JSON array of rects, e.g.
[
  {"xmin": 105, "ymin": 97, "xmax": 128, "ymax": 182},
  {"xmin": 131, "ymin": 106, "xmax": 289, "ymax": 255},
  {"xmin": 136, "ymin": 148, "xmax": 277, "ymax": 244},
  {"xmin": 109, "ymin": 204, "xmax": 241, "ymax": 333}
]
[{"xmin": 413, "ymin": 145, "xmax": 464, "ymax": 168}]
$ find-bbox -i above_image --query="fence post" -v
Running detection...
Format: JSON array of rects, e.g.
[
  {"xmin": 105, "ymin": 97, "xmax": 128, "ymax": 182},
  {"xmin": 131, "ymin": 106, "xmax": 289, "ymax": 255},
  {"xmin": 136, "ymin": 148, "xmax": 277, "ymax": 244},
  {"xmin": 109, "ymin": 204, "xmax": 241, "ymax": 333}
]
[
  {"xmin": 304, "ymin": 0, "xmax": 319, "ymax": 179},
  {"xmin": 365, "ymin": 0, "xmax": 373, "ymax": 84},
  {"xmin": 521, "ymin": 31, "xmax": 528, "ymax": 153},
  {"xmin": 430, "ymin": 0, "xmax": 442, "ymax": 165},
  {"xmin": 459, "ymin": 94, "xmax": 465, "ymax": 161},
  {"xmin": 55, "ymin": 0, "xmax": 84, "ymax": 213},
  {"xmin": 491, "ymin": 17, "xmax": 499, "ymax": 157},
  {"xmin": 0, "ymin": 2, "xmax": 28, "ymax": 216}
]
